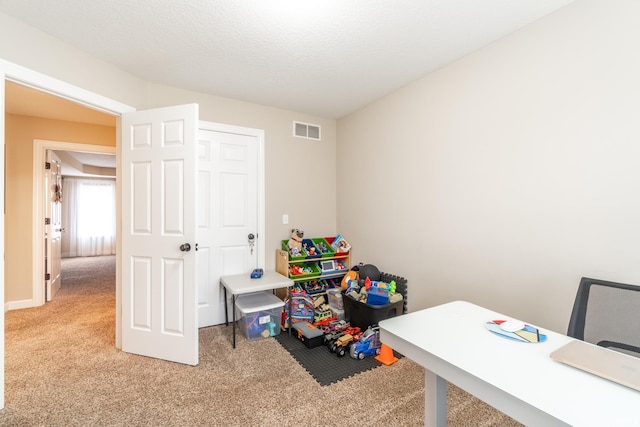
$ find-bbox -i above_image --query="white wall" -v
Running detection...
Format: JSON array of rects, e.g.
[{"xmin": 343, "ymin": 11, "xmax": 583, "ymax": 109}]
[
  {"xmin": 337, "ymin": 0, "xmax": 640, "ymax": 333},
  {"xmin": 0, "ymin": 13, "xmax": 146, "ymax": 108}
]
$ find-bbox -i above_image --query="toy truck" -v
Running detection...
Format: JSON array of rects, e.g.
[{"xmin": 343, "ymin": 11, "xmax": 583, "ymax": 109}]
[
  {"xmin": 332, "ymin": 333, "xmax": 354, "ymax": 357},
  {"xmin": 325, "ymin": 325, "xmax": 361, "ymax": 349},
  {"xmin": 349, "ymin": 326, "xmax": 381, "ymax": 360}
]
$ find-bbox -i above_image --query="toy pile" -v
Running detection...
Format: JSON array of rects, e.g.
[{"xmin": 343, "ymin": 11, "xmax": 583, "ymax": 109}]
[
  {"xmin": 281, "ymin": 279, "xmax": 383, "ymax": 360},
  {"xmin": 290, "ymin": 315, "xmax": 383, "ymax": 360},
  {"xmin": 344, "ymin": 264, "xmax": 404, "ymax": 306}
]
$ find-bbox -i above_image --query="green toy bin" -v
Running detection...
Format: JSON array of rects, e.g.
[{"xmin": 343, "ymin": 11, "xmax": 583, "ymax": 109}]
[
  {"xmin": 281, "ymin": 239, "xmax": 306, "ymax": 261},
  {"xmin": 288, "ymin": 262, "xmax": 320, "ymax": 279},
  {"xmin": 311, "ymin": 238, "xmax": 335, "ymax": 258}
]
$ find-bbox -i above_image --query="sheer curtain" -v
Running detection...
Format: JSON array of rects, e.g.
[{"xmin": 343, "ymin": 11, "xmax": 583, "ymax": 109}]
[{"xmin": 61, "ymin": 177, "xmax": 116, "ymax": 257}]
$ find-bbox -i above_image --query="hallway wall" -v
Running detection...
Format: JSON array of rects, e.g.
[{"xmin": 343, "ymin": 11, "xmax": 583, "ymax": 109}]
[{"xmin": 4, "ymin": 113, "xmax": 114, "ymax": 303}]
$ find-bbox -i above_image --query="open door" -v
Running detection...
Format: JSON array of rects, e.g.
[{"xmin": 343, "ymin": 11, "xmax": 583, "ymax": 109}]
[
  {"xmin": 121, "ymin": 104, "xmax": 198, "ymax": 365},
  {"xmin": 45, "ymin": 150, "xmax": 63, "ymax": 301}
]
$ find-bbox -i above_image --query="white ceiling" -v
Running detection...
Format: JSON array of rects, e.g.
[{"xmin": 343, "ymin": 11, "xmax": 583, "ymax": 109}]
[
  {"xmin": 0, "ymin": 0, "xmax": 574, "ymax": 119},
  {"xmin": 54, "ymin": 150, "xmax": 116, "ymax": 177}
]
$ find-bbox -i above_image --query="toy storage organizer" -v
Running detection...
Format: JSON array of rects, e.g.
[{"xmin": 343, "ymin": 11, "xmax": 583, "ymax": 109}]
[
  {"xmin": 276, "ymin": 236, "xmax": 351, "ymax": 326},
  {"xmin": 276, "ymin": 236, "xmax": 351, "ymax": 324},
  {"xmin": 276, "ymin": 237, "xmax": 351, "ymax": 285},
  {"xmin": 235, "ymin": 291, "xmax": 285, "ymax": 341}
]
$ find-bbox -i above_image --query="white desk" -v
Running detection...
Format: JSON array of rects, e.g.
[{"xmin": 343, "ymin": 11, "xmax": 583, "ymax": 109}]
[
  {"xmin": 220, "ymin": 270, "xmax": 293, "ymax": 348},
  {"xmin": 379, "ymin": 301, "xmax": 640, "ymax": 427}
]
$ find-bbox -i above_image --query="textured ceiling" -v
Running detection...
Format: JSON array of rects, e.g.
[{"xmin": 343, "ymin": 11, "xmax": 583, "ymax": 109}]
[{"xmin": 0, "ymin": 0, "xmax": 573, "ymax": 118}]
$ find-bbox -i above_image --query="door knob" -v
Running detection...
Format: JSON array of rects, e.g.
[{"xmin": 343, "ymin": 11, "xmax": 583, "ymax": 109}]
[
  {"xmin": 179, "ymin": 243, "xmax": 191, "ymax": 252},
  {"xmin": 248, "ymin": 233, "xmax": 255, "ymax": 255}
]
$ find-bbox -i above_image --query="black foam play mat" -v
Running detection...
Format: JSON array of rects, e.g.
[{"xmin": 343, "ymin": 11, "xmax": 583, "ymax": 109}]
[{"xmin": 275, "ymin": 330, "xmax": 392, "ymax": 386}]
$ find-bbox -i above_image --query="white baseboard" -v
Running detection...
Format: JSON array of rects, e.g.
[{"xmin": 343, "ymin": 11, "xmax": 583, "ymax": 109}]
[{"xmin": 5, "ymin": 299, "xmax": 35, "ymax": 312}]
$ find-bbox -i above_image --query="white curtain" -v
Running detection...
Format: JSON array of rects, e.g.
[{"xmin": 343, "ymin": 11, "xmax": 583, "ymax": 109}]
[{"xmin": 61, "ymin": 177, "xmax": 116, "ymax": 257}]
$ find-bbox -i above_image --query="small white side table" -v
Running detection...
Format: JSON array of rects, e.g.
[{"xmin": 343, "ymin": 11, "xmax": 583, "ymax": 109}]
[{"xmin": 220, "ymin": 270, "xmax": 293, "ymax": 348}]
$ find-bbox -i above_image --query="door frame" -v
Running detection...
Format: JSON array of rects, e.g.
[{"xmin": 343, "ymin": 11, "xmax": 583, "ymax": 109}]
[
  {"xmin": 1, "ymin": 58, "xmax": 135, "ymax": 409},
  {"xmin": 32, "ymin": 140, "xmax": 116, "ymax": 307}
]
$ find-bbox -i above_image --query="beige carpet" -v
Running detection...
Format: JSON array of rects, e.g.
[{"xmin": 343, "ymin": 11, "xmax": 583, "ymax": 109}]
[{"xmin": 0, "ymin": 255, "xmax": 522, "ymax": 426}]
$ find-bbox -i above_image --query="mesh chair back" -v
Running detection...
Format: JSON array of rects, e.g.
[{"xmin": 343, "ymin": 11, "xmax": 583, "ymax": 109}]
[{"xmin": 568, "ymin": 277, "xmax": 640, "ymax": 357}]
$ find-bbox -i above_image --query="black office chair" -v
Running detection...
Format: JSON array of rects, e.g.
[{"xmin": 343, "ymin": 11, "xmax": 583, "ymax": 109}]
[{"xmin": 567, "ymin": 277, "xmax": 640, "ymax": 357}]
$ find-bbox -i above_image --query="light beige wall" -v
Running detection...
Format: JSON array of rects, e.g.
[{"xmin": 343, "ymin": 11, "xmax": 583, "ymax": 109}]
[
  {"xmin": 5, "ymin": 114, "xmax": 115, "ymax": 302},
  {"xmin": 0, "ymin": 13, "xmax": 146, "ymax": 108},
  {"xmin": 337, "ymin": 0, "xmax": 640, "ymax": 333}
]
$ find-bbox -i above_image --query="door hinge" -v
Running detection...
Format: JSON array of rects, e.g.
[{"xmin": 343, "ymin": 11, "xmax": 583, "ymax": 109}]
[
  {"xmin": 45, "ymin": 218, "xmax": 51, "ymax": 225},
  {"xmin": 45, "ymin": 273, "xmax": 51, "ymax": 281},
  {"xmin": 45, "ymin": 162, "xmax": 51, "ymax": 170}
]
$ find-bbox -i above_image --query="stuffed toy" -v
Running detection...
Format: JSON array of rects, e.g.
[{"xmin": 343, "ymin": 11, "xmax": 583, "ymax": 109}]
[{"xmin": 287, "ymin": 228, "xmax": 304, "ymax": 253}]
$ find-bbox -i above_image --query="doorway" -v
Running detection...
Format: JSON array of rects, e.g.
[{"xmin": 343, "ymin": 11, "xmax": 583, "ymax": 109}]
[
  {"xmin": 1, "ymin": 61, "xmax": 266, "ymax": 408},
  {"xmin": 5, "ymin": 80, "xmax": 119, "ymax": 309},
  {"xmin": 50, "ymin": 149, "xmax": 117, "ymax": 301},
  {"xmin": 33, "ymin": 142, "xmax": 117, "ymax": 306},
  {"xmin": 1, "ymin": 66, "xmax": 132, "ymax": 408}
]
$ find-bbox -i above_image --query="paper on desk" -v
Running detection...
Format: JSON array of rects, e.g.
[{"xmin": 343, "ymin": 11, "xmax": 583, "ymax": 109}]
[{"xmin": 485, "ymin": 320, "xmax": 547, "ymax": 343}]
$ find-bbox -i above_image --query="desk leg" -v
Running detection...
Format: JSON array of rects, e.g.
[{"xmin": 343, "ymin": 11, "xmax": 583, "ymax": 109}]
[
  {"xmin": 425, "ymin": 370, "xmax": 447, "ymax": 427},
  {"xmin": 232, "ymin": 294, "xmax": 237, "ymax": 349}
]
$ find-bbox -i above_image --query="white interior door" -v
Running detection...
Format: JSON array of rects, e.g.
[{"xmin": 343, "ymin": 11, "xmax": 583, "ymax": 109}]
[
  {"xmin": 197, "ymin": 124, "xmax": 262, "ymax": 328},
  {"xmin": 121, "ymin": 104, "xmax": 198, "ymax": 365},
  {"xmin": 45, "ymin": 150, "xmax": 62, "ymax": 301}
]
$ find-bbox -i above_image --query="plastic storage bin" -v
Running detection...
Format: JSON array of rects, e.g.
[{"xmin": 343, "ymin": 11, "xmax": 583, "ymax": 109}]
[
  {"xmin": 288, "ymin": 262, "xmax": 320, "ymax": 279},
  {"xmin": 235, "ymin": 292, "xmax": 285, "ymax": 340},
  {"xmin": 342, "ymin": 294, "xmax": 403, "ymax": 329},
  {"xmin": 311, "ymin": 237, "xmax": 335, "ymax": 258},
  {"xmin": 326, "ymin": 287, "xmax": 344, "ymax": 310},
  {"xmin": 342, "ymin": 272, "xmax": 408, "ymax": 329},
  {"xmin": 301, "ymin": 239, "xmax": 321, "ymax": 259},
  {"xmin": 331, "ymin": 307, "xmax": 345, "ymax": 321},
  {"xmin": 281, "ymin": 240, "xmax": 307, "ymax": 260}
]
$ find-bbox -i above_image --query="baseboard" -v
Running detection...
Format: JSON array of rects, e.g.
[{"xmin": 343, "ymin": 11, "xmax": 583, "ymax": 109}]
[{"xmin": 5, "ymin": 299, "xmax": 35, "ymax": 312}]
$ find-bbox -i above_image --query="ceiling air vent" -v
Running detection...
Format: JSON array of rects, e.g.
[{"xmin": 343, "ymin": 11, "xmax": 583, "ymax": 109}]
[{"xmin": 293, "ymin": 121, "xmax": 321, "ymax": 141}]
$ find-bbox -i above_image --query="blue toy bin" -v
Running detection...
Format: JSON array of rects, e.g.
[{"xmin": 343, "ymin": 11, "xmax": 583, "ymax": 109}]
[
  {"xmin": 365, "ymin": 287, "xmax": 390, "ymax": 305},
  {"xmin": 301, "ymin": 239, "xmax": 321, "ymax": 259}
]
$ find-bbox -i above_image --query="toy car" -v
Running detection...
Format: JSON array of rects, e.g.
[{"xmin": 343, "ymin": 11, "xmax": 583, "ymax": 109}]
[
  {"xmin": 349, "ymin": 326, "xmax": 381, "ymax": 359},
  {"xmin": 324, "ymin": 329, "xmax": 344, "ymax": 348},
  {"xmin": 330, "ymin": 326, "xmax": 364, "ymax": 357}
]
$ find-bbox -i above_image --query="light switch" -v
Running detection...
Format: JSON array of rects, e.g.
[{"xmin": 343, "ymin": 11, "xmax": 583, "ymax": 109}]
[{"xmin": 282, "ymin": 214, "xmax": 289, "ymax": 225}]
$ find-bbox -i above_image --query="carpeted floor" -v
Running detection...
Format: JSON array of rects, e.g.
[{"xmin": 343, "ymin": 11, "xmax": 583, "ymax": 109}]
[{"xmin": 0, "ymin": 255, "xmax": 523, "ymax": 426}]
